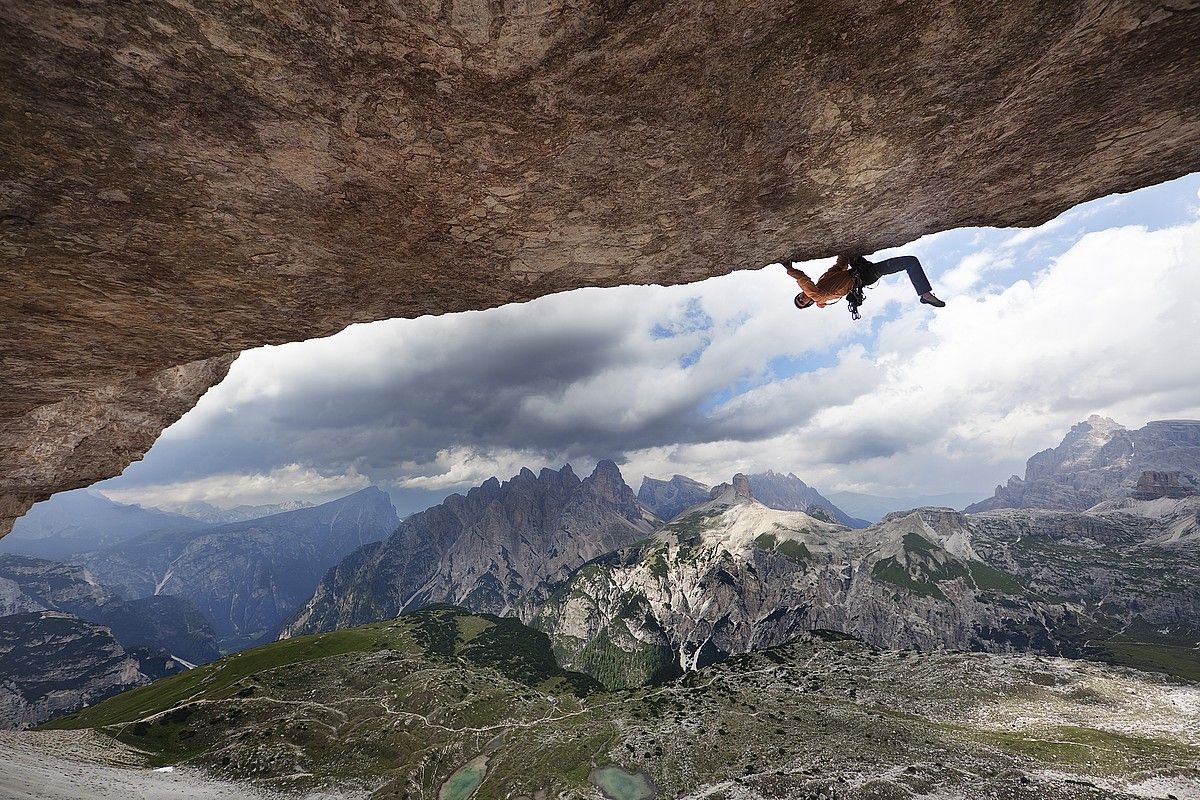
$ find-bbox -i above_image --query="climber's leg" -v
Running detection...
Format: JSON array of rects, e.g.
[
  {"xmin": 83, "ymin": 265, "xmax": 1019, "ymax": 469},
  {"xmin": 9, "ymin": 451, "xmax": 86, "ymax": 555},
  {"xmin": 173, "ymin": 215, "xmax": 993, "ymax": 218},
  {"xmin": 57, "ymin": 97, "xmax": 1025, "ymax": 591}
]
[{"xmin": 868, "ymin": 255, "xmax": 932, "ymax": 296}]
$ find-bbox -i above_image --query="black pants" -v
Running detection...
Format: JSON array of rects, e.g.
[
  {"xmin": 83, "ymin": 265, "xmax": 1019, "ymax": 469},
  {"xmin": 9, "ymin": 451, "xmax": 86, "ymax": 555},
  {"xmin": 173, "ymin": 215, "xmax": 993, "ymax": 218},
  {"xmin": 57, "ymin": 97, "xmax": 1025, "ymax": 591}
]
[{"xmin": 856, "ymin": 255, "xmax": 932, "ymax": 296}]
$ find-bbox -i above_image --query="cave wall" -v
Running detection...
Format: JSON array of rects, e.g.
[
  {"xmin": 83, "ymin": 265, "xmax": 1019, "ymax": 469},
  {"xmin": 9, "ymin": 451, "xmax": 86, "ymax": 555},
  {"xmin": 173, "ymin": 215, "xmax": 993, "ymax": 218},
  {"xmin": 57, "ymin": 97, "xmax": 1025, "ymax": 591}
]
[{"xmin": 2, "ymin": 0, "xmax": 1199, "ymax": 532}]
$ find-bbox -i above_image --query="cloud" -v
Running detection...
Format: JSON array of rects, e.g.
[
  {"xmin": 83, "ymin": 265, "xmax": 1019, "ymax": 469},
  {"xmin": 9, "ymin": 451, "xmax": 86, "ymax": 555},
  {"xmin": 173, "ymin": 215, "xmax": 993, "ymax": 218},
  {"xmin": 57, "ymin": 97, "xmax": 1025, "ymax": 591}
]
[
  {"xmin": 638, "ymin": 213, "xmax": 1200, "ymax": 494},
  {"xmin": 395, "ymin": 447, "xmax": 574, "ymax": 491},
  {"xmin": 95, "ymin": 174, "xmax": 1200, "ymax": 511},
  {"xmin": 102, "ymin": 465, "xmax": 371, "ymax": 508}
]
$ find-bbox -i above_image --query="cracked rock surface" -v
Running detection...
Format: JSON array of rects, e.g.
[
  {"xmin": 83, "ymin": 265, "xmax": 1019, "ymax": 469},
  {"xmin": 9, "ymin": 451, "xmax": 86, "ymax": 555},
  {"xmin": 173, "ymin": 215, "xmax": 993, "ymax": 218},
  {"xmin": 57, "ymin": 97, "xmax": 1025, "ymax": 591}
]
[{"xmin": 2, "ymin": 0, "xmax": 1199, "ymax": 533}]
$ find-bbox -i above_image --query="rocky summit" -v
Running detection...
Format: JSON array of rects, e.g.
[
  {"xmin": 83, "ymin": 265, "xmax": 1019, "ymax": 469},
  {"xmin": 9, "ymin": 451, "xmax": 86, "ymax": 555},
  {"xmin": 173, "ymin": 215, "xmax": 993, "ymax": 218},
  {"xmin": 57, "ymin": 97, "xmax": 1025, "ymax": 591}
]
[
  {"xmin": 746, "ymin": 470, "xmax": 869, "ymax": 528},
  {"xmin": 637, "ymin": 475, "xmax": 712, "ymax": 522},
  {"xmin": 639, "ymin": 471, "xmax": 867, "ymax": 527},
  {"xmin": 967, "ymin": 416, "xmax": 1200, "ymax": 512},
  {"xmin": 282, "ymin": 461, "xmax": 655, "ymax": 638},
  {"xmin": 4, "ymin": 2, "xmax": 1200, "ymax": 534}
]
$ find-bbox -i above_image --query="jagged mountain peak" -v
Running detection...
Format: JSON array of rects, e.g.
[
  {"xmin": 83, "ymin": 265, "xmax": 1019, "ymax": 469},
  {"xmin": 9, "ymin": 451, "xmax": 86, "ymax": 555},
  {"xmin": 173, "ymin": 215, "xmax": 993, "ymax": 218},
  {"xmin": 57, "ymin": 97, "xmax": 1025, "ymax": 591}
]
[
  {"xmin": 583, "ymin": 460, "xmax": 633, "ymax": 500},
  {"xmin": 638, "ymin": 469, "xmax": 866, "ymax": 528},
  {"xmin": 1081, "ymin": 413, "xmax": 1124, "ymax": 430},
  {"xmin": 454, "ymin": 463, "xmax": 608, "ymax": 509},
  {"xmin": 760, "ymin": 468, "xmax": 804, "ymax": 482},
  {"xmin": 705, "ymin": 473, "xmax": 754, "ymax": 505},
  {"xmin": 282, "ymin": 462, "xmax": 654, "ymax": 637}
]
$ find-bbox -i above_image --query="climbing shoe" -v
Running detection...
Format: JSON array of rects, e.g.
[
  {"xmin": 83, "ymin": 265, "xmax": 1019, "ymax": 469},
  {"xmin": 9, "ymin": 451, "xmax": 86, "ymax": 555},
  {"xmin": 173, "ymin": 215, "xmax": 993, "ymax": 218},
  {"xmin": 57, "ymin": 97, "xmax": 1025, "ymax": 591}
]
[{"xmin": 920, "ymin": 292, "xmax": 946, "ymax": 308}]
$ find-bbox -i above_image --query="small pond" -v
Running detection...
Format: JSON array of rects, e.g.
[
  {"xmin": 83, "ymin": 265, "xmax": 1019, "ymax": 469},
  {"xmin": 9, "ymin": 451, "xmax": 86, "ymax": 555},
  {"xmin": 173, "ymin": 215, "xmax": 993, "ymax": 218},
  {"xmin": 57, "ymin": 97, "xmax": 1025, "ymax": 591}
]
[
  {"xmin": 439, "ymin": 755, "xmax": 489, "ymax": 800},
  {"xmin": 588, "ymin": 764, "xmax": 657, "ymax": 800}
]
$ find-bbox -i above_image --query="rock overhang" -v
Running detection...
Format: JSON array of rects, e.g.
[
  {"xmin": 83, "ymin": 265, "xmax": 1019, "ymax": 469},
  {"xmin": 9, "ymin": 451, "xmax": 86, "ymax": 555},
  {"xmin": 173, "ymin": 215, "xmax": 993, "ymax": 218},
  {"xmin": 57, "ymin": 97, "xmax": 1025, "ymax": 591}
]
[{"xmin": 2, "ymin": 0, "xmax": 1199, "ymax": 533}]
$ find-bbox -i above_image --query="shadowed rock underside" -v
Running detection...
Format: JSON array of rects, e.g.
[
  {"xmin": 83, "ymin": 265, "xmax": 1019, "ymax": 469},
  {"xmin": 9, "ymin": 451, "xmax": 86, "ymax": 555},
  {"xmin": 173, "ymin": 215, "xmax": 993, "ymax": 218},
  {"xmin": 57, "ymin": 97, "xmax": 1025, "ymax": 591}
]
[{"xmin": 2, "ymin": 0, "xmax": 1199, "ymax": 532}]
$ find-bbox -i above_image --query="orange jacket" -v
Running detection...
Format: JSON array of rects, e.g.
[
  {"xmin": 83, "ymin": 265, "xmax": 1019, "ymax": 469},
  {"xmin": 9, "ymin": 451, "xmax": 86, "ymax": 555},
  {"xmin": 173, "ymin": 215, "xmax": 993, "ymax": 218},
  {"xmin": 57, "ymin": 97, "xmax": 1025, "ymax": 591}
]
[{"xmin": 787, "ymin": 260, "xmax": 855, "ymax": 306}]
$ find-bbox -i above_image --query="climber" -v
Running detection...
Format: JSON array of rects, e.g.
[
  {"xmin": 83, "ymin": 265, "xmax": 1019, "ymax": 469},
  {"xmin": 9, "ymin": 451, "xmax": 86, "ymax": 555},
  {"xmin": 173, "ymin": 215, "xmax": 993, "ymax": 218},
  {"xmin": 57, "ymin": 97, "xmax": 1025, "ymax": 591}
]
[{"xmin": 785, "ymin": 254, "xmax": 945, "ymax": 319}]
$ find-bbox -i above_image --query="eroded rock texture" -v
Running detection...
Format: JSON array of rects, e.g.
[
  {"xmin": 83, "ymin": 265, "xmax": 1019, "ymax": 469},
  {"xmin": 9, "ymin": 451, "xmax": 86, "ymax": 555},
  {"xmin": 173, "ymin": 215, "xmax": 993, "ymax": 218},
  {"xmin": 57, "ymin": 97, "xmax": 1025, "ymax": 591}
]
[
  {"xmin": 0, "ymin": 356, "xmax": 235, "ymax": 535},
  {"xmin": 2, "ymin": 1, "xmax": 1199, "ymax": 532}
]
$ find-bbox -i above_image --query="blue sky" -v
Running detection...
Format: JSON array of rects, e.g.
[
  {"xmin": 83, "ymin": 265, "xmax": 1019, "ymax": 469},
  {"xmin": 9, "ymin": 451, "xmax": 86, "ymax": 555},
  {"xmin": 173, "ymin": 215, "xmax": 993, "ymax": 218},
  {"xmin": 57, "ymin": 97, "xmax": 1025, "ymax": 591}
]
[{"xmin": 97, "ymin": 174, "xmax": 1200, "ymax": 515}]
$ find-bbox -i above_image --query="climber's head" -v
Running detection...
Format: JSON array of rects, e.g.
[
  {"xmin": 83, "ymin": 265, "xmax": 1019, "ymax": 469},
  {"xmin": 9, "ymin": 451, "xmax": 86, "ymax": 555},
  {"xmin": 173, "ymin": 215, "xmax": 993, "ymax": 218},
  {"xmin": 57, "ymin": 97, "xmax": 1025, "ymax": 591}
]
[{"xmin": 794, "ymin": 292, "xmax": 815, "ymax": 310}]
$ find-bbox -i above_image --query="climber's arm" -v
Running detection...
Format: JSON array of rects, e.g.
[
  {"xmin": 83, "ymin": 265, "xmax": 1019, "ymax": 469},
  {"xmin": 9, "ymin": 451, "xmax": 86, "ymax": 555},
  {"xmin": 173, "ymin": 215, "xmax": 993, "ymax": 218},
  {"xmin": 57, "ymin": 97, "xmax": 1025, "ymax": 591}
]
[{"xmin": 785, "ymin": 264, "xmax": 821, "ymax": 299}]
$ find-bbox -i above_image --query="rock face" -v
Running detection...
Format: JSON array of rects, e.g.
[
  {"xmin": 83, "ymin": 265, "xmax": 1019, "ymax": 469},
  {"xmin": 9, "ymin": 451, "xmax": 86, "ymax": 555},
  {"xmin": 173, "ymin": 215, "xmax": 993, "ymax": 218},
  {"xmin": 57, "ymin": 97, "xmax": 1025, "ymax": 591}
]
[
  {"xmin": 637, "ymin": 475, "xmax": 711, "ymax": 521},
  {"xmin": 967, "ymin": 417, "xmax": 1200, "ymax": 512},
  {"xmin": 0, "ymin": 611, "xmax": 178, "ymax": 730},
  {"xmin": 1132, "ymin": 470, "xmax": 1199, "ymax": 500},
  {"xmin": 534, "ymin": 480, "xmax": 1200, "ymax": 688},
  {"xmin": 78, "ymin": 487, "xmax": 399, "ymax": 650},
  {"xmin": 747, "ymin": 470, "xmax": 868, "ymax": 528},
  {"xmin": 4, "ymin": 2, "xmax": 1200, "ymax": 533},
  {"xmin": 639, "ymin": 470, "xmax": 866, "ymax": 526},
  {"xmin": 281, "ymin": 462, "xmax": 655, "ymax": 638},
  {"xmin": 0, "ymin": 356, "xmax": 235, "ymax": 537},
  {"xmin": 0, "ymin": 554, "xmax": 219, "ymax": 664}
]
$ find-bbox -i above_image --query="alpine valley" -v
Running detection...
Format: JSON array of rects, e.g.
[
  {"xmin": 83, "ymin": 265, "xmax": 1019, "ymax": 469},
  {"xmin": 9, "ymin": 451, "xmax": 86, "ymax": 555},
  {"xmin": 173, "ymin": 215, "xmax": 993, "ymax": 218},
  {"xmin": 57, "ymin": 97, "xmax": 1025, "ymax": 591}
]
[
  {"xmin": 3, "ymin": 417, "xmax": 1198, "ymax": 799},
  {"xmin": 285, "ymin": 419, "xmax": 1200, "ymax": 692}
]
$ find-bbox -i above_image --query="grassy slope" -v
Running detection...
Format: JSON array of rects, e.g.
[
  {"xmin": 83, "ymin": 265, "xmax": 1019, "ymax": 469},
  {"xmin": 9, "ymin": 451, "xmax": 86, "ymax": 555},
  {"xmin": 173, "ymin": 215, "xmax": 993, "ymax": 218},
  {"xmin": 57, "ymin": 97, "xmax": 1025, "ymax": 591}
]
[
  {"xmin": 42, "ymin": 623, "xmax": 390, "ymax": 731},
  {"xmin": 36, "ymin": 610, "xmax": 1198, "ymax": 798},
  {"xmin": 45, "ymin": 605, "xmax": 599, "ymax": 735}
]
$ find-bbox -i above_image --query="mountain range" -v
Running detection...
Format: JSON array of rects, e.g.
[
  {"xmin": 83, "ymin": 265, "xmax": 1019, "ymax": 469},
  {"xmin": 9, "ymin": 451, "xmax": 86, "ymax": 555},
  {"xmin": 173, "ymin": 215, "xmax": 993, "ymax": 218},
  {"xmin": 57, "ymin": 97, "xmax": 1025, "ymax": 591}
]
[
  {"xmin": 144, "ymin": 498, "xmax": 317, "ymax": 525},
  {"xmin": 281, "ymin": 462, "xmax": 655, "ymax": 637},
  {"xmin": 0, "ymin": 490, "xmax": 328, "ymax": 560},
  {"xmin": 77, "ymin": 487, "xmax": 399, "ymax": 651},
  {"xmin": 537, "ymin": 474, "xmax": 1200, "ymax": 687},
  {"xmin": 8, "ymin": 415, "xmax": 1199, "ymax": 733},
  {"xmin": 0, "ymin": 490, "xmax": 201, "ymax": 560},
  {"xmin": 283, "ymin": 418, "xmax": 1200, "ymax": 692}
]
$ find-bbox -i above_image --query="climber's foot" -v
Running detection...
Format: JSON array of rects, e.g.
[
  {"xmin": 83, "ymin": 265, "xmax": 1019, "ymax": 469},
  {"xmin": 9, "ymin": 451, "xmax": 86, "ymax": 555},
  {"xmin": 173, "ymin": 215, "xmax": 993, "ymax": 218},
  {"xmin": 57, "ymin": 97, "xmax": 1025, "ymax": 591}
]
[{"xmin": 920, "ymin": 292, "xmax": 946, "ymax": 308}]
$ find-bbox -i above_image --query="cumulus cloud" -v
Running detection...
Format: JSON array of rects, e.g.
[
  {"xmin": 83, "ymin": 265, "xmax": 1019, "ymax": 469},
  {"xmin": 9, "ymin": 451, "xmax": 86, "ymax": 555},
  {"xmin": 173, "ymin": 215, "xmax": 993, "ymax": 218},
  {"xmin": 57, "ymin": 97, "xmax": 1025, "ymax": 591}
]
[
  {"xmin": 103, "ymin": 465, "xmax": 371, "ymax": 508},
  {"xmin": 395, "ymin": 447, "xmax": 572, "ymax": 490},
  {"xmin": 97, "ymin": 175, "xmax": 1200, "ymax": 512},
  {"xmin": 623, "ymin": 213, "xmax": 1200, "ymax": 494}
]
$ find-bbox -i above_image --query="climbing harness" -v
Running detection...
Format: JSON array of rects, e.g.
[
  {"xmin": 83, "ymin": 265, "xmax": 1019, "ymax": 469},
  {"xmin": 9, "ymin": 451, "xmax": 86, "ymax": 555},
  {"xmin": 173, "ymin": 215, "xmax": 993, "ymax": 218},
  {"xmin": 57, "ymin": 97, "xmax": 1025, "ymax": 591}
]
[{"xmin": 845, "ymin": 266, "xmax": 867, "ymax": 320}]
